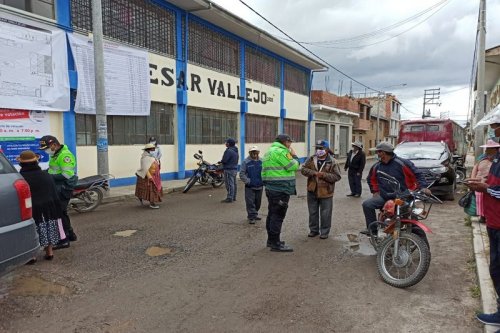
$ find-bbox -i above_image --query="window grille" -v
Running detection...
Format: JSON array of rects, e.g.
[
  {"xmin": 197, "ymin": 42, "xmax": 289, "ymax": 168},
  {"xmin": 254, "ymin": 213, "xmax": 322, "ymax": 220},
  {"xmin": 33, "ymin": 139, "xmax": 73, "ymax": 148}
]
[
  {"xmin": 76, "ymin": 102, "xmax": 174, "ymax": 146},
  {"xmin": 245, "ymin": 47, "xmax": 280, "ymax": 87},
  {"xmin": 187, "ymin": 107, "xmax": 238, "ymax": 145},
  {"xmin": 284, "ymin": 119, "xmax": 305, "ymax": 142},
  {"xmin": 284, "ymin": 63, "xmax": 309, "ymax": 95},
  {"xmin": 245, "ymin": 114, "xmax": 278, "ymax": 143},
  {"xmin": 70, "ymin": 0, "xmax": 175, "ymax": 56},
  {"xmin": 188, "ymin": 20, "xmax": 239, "ymax": 76}
]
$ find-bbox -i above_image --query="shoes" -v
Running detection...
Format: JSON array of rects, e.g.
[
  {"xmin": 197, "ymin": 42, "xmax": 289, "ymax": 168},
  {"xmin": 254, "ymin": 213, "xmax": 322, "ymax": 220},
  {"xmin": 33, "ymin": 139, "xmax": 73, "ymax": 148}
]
[
  {"xmin": 476, "ymin": 311, "xmax": 500, "ymax": 326},
  {"xmin": 320, "ymin": 234, "xmax": 329, "ymax": 239},
  {"xmin": 360, "ymin": 229, "xmax": 371, "ymax": 236},
  {"xmin": 44, "ymin": 255, "xmax": 54, "ymax": 261},
  {"xmin": 248, "ymin": 219, "xmax": 256, "ymax": 224},
  {"xmin": 267, "ymin": 240, "xmax": 285, "ymax": 248},
  {"xmin": 270, "ymin": 243, "xmax": 294, "ymax": 252},
  {"xmin": 53, "ymin": 241, "xmax": 70, "ymax": 250},
  {"xmin": 308, "ymin": 232, "xmax": 320, "ymax": 237},
  {"xmin": 149, "ymin": 204, "xmax": 160, "ymax": 209},
  {"xmin": 353, "ymin": 194, "xmax": 361, "ymax": 198},
  {"xmin": 255, "ymin": 217, "xmax": 262, "ymax": 221},
  {"xmin": 138, "ymin": 198, "xmax": 144, "ymax": 206},
  {"xmin": 346, "ymin": 193, "xmax": 355, "ymax": 197},
  {"xmin": 221, "ymin": 198, "xmax": 233, "ymax": 203},
  {"xmin": 68, "ymin": 233, "xmax": 77, "ymax": 242}
]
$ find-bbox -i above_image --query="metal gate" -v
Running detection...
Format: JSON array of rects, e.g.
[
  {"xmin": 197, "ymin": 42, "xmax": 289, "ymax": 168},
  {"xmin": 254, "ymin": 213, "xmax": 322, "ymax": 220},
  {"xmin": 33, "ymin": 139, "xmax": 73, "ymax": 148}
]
[{"xmin": 339, "ymin": 126, "xmax": 349, "ymax": 157}]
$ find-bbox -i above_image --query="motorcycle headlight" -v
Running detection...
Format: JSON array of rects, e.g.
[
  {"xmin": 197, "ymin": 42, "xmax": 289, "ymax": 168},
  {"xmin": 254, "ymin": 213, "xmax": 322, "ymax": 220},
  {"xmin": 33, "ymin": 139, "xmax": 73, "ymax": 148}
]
[
  {"xmin": 430, "ymin": 166, "xmax": 447, "ymax": 174},
  {"xmin": 412, "ymin": 200, "xmax": 426, "ymax": 217}
]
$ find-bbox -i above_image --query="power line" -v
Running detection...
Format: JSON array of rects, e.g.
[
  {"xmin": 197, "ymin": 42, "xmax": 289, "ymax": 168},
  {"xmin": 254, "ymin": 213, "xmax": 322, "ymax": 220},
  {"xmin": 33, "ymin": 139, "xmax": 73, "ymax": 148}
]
[{"xmin": 238, "ymin": 0, "xmax": 382, "ymax": 93}]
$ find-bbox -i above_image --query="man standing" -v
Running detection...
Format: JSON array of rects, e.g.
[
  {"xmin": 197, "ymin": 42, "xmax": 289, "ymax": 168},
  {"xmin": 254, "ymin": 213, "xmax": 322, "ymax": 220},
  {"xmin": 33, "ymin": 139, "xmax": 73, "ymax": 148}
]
[
  {"xmin": 39, "ymin": 135, "xmax": 78, "ymax": 248},
  {"xmin": 220, "ymin": 138, "xmax": 239, "ymax": 203},
  {"xmin": 261, "ymin": 134, "xmax": 299, "ymax": 252},
  {"xmin": 345, "ymin": 141, "xmax": 366, "ymax": 197},
  {"xmin": 239, "ymin": 146, "xmax": 263, "ymax": 224},
  {"xmin": 301, "ymin": 140, "xmax": 341, "ymax": 239},
  {"xmin": 468, "ymin": 113, "xmax": 500, "ymax": 326},
  {"xmin": 362, "ymin": 142, "xmax": 426, "ymax": 235}
]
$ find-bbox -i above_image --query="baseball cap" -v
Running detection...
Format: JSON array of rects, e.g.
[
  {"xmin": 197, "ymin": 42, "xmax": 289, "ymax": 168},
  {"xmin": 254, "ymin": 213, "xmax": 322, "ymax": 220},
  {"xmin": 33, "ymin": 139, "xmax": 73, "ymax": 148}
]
[
  {"xmin": 225, "ymin": 138, "xmax": 236, "ymax": 146},
  {"xmin": 314, "ymin": 140, "xmax": 329, "ymax": 149},
  {"xmin": 39, "ymin": 135, "xmax": 59, "ymax": 150},
  {"xmin": 375, "ymin": 142, "xmax": 394, "ymax": 153},
  {"xmin": 249, "ymin": 146, "xmax": 260, "ymax": 152},
  {"xmin": 275, "ymin": 134, "xmax": 294, "ymax": 143}
]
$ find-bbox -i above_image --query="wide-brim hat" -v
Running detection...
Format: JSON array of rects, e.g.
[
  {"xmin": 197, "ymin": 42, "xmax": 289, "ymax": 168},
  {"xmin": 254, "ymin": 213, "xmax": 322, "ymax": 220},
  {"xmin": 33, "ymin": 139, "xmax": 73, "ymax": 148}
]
[
  {"xmin": 16, "ymin": 150, "xmax": 40, "ymax": 163},
  {"xmin": 351, "ymin": 141, "xmax": 363, "ymax": 149},
  {"xmin": 480, "ymin": 139, "xmax": 500, "ymax": 148},
  {"xmin": 142, "ymin": 143, "xmax": 156, "ymax": 150}
]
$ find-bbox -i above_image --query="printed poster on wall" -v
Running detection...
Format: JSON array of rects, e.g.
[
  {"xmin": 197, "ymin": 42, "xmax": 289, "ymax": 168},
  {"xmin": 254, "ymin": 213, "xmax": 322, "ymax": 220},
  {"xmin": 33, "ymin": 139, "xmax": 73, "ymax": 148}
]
[
  {"xmin": 68, "ymin": 33, "xmax": 151, "ymax": 116},
  {"xmin": 0, "ymin": 109, "xmax": 51, "ymax": 169},
  {"xmin": 0, "ymin": 12, "xmax": 70, "ymax": 111}
]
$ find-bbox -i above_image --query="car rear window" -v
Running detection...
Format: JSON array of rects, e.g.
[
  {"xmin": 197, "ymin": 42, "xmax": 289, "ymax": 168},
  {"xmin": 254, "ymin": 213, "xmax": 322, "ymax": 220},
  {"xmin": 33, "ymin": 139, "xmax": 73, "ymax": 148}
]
[{"xmin": 0, "ymin": 153, "xmax": 17, "ymax": 174}]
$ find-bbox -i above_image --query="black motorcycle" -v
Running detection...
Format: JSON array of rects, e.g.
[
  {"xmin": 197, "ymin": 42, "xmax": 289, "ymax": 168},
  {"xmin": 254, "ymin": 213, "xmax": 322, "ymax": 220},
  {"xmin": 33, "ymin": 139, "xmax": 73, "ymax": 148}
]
[
  {"xmin": 452, "ymin": 155, "xmax": 466, "ymax": 182},
  {"xmin": 70, "ymin": 174, "xmax": 113, "ymax": 213},
  {"xmin": 183, "ymin": 151, "xmax": 224, "ymax": 193}
]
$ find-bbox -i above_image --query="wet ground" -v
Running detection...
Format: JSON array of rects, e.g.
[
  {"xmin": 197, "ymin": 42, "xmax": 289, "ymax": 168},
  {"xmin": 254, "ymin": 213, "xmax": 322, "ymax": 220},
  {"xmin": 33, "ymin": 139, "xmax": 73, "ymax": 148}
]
[{"xmin": 0, "ymin": 164, "xmax": 482, "ymax": 332}]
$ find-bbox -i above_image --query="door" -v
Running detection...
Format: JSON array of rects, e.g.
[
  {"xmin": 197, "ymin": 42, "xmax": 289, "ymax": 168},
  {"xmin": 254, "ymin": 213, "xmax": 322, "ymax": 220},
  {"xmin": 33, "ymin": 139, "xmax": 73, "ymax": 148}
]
[
  {"xmin": 330, "ymin": 125, "xmax": 335, "ymax": 153},
  {"xmin": 339, "ymin": 126, "xmax": 349, "ymax": 157},
  {"xmin": 315, "ymin": 123, "xmax": 328, "ymax": 143}
]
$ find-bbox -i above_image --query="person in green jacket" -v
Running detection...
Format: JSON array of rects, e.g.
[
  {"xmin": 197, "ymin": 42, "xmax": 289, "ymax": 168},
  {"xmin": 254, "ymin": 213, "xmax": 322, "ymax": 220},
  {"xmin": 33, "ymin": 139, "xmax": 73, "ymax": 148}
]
[
  {"xmin": 261, "ymin": 134, "xmax": 299, "ymax": 252},
  {"xmin": 39, "ymin": 135, "xmax": 78, "ymax": 248}
]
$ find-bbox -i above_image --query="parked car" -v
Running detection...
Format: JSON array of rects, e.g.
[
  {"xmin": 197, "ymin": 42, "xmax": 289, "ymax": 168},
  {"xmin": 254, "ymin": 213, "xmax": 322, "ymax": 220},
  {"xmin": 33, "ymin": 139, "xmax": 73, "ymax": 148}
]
[
  {"xmin": 0, "ymin": 151, "xmax": 40, "ymax": 275},
  {"xmin": 394, "ymin": 141, "xmax": 456, "ymax": 200}
]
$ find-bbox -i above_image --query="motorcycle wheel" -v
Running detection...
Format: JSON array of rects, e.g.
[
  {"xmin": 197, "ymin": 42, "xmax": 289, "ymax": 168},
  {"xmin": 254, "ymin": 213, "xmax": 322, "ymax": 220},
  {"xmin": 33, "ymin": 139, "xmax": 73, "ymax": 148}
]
[
  {"xmin": 212, "ymin": 176, "xmax": 224, "ymax": 188},
  {"xmin": 376, "ymin": 232, "xmax": 431, "ymax": 288},
  {"xmin": 182, "ymin": 175, "xmax": 198, "ymax": 193},
  {"xmin": 72, "ymin": 188, "xmax": 103, "ymax": 213},
  {"xmin": 456, "ymin": 169, "xmax": 466, "ymax": 182}
]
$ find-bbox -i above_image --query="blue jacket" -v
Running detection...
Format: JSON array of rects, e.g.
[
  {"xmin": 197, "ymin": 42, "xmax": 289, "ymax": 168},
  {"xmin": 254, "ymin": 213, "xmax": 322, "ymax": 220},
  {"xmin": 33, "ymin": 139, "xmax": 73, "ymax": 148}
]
[
  {"xmin": 239, "ymin": 157, "xmax": 263, "ymax": 189},
  {"xmin": 221, "ymin": 146, "xmax": 239, "ymax": 170}
]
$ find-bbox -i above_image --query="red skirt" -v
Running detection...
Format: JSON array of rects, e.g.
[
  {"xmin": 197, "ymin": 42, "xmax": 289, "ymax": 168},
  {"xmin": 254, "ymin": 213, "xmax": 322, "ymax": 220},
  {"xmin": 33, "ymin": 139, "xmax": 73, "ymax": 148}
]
[{"xmin": 135, "ymin": 176, "xmax": 163, "ymax": 203}]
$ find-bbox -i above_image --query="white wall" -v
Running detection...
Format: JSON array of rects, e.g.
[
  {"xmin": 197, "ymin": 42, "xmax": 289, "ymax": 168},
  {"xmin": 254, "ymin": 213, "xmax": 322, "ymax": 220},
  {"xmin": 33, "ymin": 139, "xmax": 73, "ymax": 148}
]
[
  {"xmin": 246, "ymin": 80, "xmax": 280, "ymax": 117},
  {"xmin": 284, "ymin": 91, "xmax": 309, "ymax": 120}
]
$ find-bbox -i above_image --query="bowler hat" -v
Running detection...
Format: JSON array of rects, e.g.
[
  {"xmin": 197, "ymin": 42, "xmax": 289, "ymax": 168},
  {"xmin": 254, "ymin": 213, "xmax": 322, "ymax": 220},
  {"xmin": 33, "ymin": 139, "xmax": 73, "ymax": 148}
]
[{"xmin": 16, "ymin": 150, "xmax": 40, "ymax": 163}]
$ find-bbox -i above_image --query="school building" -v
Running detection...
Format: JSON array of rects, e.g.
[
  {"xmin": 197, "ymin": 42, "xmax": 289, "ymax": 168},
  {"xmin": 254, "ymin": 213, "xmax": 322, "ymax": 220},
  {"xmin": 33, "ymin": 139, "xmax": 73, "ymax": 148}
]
[{"xmin": 0, "ymin": 0, "xmax": 325, "ymax": 186}]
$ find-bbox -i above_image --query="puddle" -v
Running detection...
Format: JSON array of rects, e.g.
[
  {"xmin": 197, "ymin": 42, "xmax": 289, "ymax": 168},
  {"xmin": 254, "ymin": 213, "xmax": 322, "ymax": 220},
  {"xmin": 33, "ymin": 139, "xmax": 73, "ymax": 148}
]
[
  {"xmin": 145, "ymin": 246, "xmax": 175, "ymax": 257},
  {"xmin": 9, "ymin": 276, "xmax": 71, "ymax": 296},
  {"xmin": 335, "ymin": 233, "xmax": 377, "ymax": 256},
  {"xmin": 113, "ymin": 230, "xmax": 137, "ymax": 237}
]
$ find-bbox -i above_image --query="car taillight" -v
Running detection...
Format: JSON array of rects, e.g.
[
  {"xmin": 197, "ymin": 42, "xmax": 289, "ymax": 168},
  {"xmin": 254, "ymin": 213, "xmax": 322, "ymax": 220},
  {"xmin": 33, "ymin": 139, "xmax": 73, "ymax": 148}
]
[{"xmin": 13, "ymin": 179, "xmax": 32, "ymax": 221}]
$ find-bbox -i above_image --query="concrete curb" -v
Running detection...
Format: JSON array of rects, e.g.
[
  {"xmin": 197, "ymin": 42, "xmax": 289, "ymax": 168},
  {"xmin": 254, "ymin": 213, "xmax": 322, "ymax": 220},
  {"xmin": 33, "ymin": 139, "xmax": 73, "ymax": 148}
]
[{"xmin": 471, "ymin": 220, "xmax": 498, "ymax": 333}]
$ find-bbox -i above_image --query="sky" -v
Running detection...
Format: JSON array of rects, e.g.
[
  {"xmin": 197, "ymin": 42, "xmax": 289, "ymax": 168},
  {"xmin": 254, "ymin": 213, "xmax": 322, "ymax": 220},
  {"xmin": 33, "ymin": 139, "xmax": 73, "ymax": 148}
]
[{"xmin": 211, "ymin": 0, "xmax": 500, "ymax": 124}]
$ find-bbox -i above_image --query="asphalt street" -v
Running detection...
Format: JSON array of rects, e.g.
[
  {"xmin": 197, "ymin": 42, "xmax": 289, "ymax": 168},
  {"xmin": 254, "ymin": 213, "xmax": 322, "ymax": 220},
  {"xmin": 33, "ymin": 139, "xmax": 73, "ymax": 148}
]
[{"xmin": 0, "ymin": 163, "xmax": 482, "ymax": 333}]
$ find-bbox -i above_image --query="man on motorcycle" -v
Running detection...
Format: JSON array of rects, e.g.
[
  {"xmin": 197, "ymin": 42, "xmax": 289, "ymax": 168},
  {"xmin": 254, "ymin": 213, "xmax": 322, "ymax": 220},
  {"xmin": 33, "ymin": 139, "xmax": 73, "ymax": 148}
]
[
  {"xmin": 361, "ymin": 142, "xmax": 427, "ymax": 235},
  {"xmin": 39, "ymin": 135, "xmax": 78, "ymax": 248}
]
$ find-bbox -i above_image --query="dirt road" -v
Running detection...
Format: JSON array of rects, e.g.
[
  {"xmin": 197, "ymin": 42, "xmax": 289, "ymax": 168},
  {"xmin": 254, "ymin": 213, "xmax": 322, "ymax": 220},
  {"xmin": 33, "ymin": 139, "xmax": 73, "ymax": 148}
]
[{"xmin": 0, "ymin": 171, "xmax": 481, "ymax": 332}]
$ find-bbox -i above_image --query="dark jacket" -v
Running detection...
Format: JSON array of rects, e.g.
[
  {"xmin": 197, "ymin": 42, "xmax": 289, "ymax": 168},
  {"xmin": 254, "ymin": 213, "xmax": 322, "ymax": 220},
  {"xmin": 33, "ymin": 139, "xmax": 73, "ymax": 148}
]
[
  {"xmin": 221, "ymin": 146, "xmax": 239, "ymax": 170},
  {"xmin": 367, "ymin": 155, "xmax": 426, "ymax": 200},
  {"xmin": 301, "ymin": 154, "xmax": 342, "ymax": 198},
  {"xmin": 239, "ymin": 157, "xmax": 263, "ymax": 189},
  {"xmin": 484, "ymin": 150, "xmax": 500, "ymax": 229},
  {"xmin": 345, "ymin": 150, "xmax": 366, "ymax": 173}
]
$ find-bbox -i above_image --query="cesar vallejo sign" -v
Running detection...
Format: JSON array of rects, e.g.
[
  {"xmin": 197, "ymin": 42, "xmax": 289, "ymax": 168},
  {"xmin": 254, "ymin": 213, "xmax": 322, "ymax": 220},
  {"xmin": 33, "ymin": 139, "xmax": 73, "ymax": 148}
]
[{"xmin": 149, "ymin": 63, "xmax": 275, "ymax": 105}]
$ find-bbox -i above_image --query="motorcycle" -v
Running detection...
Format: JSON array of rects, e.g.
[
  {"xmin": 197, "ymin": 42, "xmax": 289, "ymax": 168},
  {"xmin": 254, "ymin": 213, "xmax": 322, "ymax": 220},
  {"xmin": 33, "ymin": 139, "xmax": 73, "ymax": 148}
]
[
  {"xmin": 453, "ymin": 155, "xmax": 466, "ymax": 182},
  {"xmin": 366, "ymin": 170, "xmax": 442, "ymax": 288},
  {"xmin": 182, "ymin": 150, "xmax": 224, "ymax": 193},
  {"xmin": 70, "ymin": 174, "xmax": 113, "ymax": 213}
]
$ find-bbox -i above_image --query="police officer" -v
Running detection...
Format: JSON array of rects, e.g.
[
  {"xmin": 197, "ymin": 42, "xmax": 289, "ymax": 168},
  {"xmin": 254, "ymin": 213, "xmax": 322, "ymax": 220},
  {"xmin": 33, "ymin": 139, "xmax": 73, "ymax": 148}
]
[
  {"xmin": 39, "ymin": 135, "xmax": 78, "ymax": 248},
  {"xmin": 261, "ymin": 134, "xmax": 299, "ymax": 252}
]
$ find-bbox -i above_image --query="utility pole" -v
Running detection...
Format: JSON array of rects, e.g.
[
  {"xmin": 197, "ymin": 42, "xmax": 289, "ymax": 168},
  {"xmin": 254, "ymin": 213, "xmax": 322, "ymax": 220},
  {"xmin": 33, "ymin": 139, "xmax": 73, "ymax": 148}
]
[
  {"xmin": 375, "ymin": 92, "xmax": 384, "ymax": 144},
  {"xmin": 422, "ymin": 88, "xmax": 441, "ymax": 118},
  {"xmin": 92, "ymin": 0, "xmax": 109, "ymax": 175},
  {"xmin": 474, "ymin": 0, "xmax": 486, "ymax": 158}
]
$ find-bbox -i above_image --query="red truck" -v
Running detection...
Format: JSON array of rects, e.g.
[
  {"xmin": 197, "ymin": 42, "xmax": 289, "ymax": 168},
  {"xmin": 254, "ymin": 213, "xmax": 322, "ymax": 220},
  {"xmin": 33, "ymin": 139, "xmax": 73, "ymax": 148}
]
[{"xmin": 398, "ymin": 119, "xmax": 467, "ymax": 158}]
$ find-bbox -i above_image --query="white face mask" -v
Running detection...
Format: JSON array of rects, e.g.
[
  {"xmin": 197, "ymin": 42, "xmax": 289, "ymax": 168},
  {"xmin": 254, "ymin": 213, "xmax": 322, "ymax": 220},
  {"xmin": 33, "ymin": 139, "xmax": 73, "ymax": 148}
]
[
  {"xmin": 44, "ymin": 148, "xmax": 54, "ymax": 156},
  {"xmin": 488, "ymin": 126, "xmax": 500, "ymax": 143},
  {"xmin": 315, "ymin": 149, "xmax": 326, "ymax": 157}
]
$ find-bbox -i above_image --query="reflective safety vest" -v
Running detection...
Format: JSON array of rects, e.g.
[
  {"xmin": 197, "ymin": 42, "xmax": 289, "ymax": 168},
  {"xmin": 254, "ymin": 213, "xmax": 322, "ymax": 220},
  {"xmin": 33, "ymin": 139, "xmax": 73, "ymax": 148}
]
[
  {"xmin": 48, "ymin": 145, "xmax": 76, "ymax": 179},
  {"xmin": 261, "ymin": 141, "xmax": 299, "ymax": 195}
]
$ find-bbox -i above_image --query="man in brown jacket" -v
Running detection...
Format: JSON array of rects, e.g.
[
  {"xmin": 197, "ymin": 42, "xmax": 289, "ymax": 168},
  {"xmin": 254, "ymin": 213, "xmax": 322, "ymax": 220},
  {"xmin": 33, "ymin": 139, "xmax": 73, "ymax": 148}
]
[{"xmin": 301, "ymin": 140, "xmax": 342, "ymax": 239}]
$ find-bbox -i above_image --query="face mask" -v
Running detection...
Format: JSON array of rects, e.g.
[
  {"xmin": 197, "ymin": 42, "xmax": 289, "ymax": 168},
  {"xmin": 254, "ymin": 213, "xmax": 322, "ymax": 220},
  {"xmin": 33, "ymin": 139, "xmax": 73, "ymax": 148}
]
[
  {"xmin": 315, "ymin": 149, "xmax": 326, "ymax": 157},
  {"xmin": 44, "ymin": 148, "xmax": 54, "ymax": 156},
  {"xmin": 488, "ymin": 126, "xmax": 500, "ymax": 142}
]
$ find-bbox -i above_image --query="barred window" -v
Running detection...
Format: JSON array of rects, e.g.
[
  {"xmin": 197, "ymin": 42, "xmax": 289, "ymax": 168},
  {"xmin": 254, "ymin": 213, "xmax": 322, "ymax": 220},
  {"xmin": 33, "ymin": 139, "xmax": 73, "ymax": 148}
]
[
  {"xmin": 284, "ymin": 119, "xmax": 306, "ymax": 142},
  {"xmin": 70, "ymin": 0, "xmax": 175, "ymax": 56},
  {"xmin": 187, "ymin": 107, "xmax": 238, "ymax": 145},
  {"xmin": 188, "ymin": 20, "xmax": 239, "ymax": 76},
  {"xmin": 284, "ymin": 63, "xmax": 309, "ymax": 95},
  {"xmin": 0, "ymin": 0, "xmax": 55, "ymax": 19},
  {"xmin": 245, "ymin": 47, "xmax": 280, "ymax": 87},
  {"xmin": 246, "ymin": 114, "xmax": 278, "ymax": 143},
  {"xmin": 76, "ymin": 102, "xmax": 174, "ymax": 146}
]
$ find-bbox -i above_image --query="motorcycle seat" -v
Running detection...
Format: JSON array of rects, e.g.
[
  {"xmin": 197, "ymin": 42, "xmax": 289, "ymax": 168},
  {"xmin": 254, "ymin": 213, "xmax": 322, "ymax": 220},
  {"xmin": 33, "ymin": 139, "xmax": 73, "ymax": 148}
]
[{"xmin": 75, "ymin": 175, "xmax": 106, "ymax": 190}]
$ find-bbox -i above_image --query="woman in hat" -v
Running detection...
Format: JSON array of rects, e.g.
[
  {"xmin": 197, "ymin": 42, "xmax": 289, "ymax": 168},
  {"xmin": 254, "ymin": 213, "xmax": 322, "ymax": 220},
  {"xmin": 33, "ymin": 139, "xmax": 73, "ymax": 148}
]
[
  {"xmin": 471, "ymin": 139, "xmax": 500, "ymax": 221},
  {"xmin": 17, "ymin": 150, "xmax": 62, "ymax": 260},
  {"xmin": 135, "ymin": 143, "xmax": 163, "ymax": 209}
]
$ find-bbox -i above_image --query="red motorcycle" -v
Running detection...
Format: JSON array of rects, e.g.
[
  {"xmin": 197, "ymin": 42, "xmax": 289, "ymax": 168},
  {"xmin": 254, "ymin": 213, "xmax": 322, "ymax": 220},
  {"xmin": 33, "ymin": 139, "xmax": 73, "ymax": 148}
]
[{"xmin": 70, "ymin": 174, "xmax": 113, "ymax": 213}]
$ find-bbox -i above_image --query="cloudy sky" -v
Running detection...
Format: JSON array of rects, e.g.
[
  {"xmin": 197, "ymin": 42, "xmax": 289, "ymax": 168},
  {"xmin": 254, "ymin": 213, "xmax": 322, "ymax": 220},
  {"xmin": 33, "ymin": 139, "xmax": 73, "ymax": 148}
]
[{"xmin": 211, "ymin": 0, "xmax": 500, "ymax": 124}]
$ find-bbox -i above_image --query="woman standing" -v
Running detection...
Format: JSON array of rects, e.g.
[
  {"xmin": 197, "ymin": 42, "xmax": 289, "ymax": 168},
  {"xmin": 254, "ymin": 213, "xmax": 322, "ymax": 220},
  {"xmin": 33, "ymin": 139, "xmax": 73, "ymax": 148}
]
[
  {"xmin": 471, "ymin": 139, "xmax": 500, "ymax": 221},
  {"xmin": 17, "ymin": 150, "xmax": 62, "ymax": 260},
  {"xmin": 135, "ymin": 143, "xmax": 163, "ymax": 209}
]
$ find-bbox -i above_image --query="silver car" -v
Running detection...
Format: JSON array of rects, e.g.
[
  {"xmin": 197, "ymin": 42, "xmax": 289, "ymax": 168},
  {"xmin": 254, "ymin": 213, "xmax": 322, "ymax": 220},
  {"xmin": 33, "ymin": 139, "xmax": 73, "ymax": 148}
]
[{"xmin": 0, "ymin": 151, "xmax": 40, "ymax": 275}]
